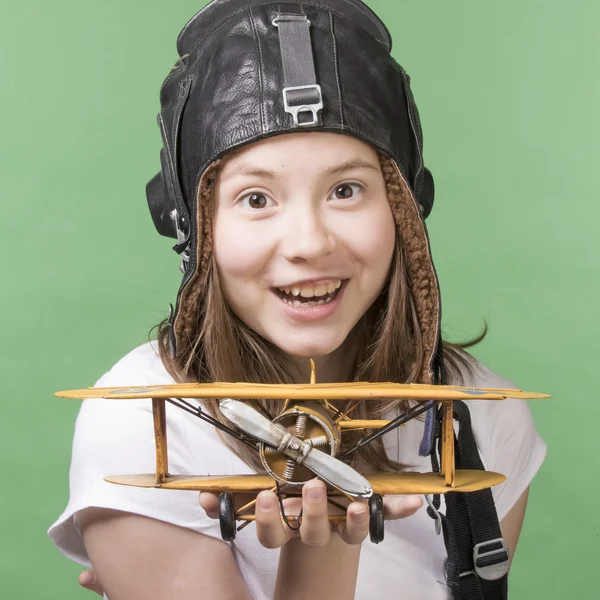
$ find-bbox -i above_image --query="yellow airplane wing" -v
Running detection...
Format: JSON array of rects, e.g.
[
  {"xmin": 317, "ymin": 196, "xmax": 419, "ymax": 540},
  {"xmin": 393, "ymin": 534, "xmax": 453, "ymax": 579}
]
[
  {"xmin": 105, "ymin": 469, "xmax": 505, "ymax": 494},
  {"xmin": 105, "ymin": 473, "xmax": 278, "ymax": 492},
  {"xmin": 367, "ymin": 470, "xmax": 505, "ymax": 494},
  {"xmin": 56, "ymin": 382, "xmax": 549, "ymax": 401}
]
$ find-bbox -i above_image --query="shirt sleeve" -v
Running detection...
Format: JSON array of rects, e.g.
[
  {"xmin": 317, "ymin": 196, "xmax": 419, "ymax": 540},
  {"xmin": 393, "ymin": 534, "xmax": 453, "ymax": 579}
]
[
  {"xmin": 48, "ymin": 346, "xmax": 232, "ymax": 566},
  {"xmin": 466, "ymin": 364, "xmax": 547, "ymax": 522}
]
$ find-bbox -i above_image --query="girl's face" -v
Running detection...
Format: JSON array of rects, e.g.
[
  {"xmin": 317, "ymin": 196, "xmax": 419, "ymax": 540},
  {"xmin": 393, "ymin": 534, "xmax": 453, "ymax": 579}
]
[{"xmin": 213, "ymin": 132, "xmax": 396, "ymax": 359}]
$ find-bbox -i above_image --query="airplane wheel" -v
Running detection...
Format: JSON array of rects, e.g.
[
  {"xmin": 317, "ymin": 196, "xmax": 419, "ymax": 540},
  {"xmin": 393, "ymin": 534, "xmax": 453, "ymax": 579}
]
[
  {"xmin": 219, "ymin": 492, "xmax": 236, "ymax": 541},
  {"xmin": 369, "ymin": 494, "xmax": 384, "ymax": 544}
]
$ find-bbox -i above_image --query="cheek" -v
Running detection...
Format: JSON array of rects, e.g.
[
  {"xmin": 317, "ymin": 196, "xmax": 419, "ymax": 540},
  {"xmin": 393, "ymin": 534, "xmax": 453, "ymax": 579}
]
[
  {"xmin": 213, "ymin": 217, "xmax": 271, "ymax": 288},
  {"xmin": 339, "ymin": 204, "xmax": 396, "ymax": 270}
]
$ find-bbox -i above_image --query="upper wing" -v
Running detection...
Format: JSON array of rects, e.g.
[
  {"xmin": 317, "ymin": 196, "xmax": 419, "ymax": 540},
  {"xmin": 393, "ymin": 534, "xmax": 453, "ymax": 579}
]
[{"xmin": 56, "ymin": 382, "xmax": 549, "ymax": 401}]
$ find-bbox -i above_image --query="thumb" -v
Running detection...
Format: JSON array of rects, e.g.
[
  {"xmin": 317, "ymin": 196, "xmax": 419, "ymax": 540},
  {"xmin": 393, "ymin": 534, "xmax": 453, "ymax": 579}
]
[{"xmin": 78, "ymin": 570, "xmax": 104, "ymax": 596}]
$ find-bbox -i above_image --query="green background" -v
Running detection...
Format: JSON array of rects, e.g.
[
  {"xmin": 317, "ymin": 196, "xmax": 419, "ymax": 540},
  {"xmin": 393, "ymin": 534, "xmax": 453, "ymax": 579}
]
[{"xmin": 2, "ymin": 0, "xmax": 597, "ymax": 597}]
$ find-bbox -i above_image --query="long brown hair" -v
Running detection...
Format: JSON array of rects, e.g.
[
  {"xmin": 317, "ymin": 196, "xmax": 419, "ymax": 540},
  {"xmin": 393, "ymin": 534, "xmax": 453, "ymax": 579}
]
[{"xmin": 153, "ymin": 157, "xmax": 485, "ymax": 473}]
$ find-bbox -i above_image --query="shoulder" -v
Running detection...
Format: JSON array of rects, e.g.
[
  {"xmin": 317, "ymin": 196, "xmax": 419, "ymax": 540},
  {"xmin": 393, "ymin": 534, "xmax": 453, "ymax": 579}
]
[
  {"xmin": 454, "ymin": 355, "xmax": 542, "ymax": 444},
  {"xmin": 73, "ymin": 341, "xmax": 181, "ymax": 464},
  {"xmin": 454, "ymin": 355, "xmax": 515, "ymax": 389},
  {"xmin": 49, "ymin": 342, "xmax": 249, "ymax": 564},
  {"xmin": 452, "ymin": 354, "xmax": 545, "ymax": 457},
  {"xmin": 454, "ymin": 355, "xmax": 547, "ymax": 519},
  {"xmin": 73, "ymin": 341, "xmax": 244, "ymax": 471},
  {"xmin": 95, "ymin": 340, "xmax": 171, "ymax": 386},
  {"xmin": 76, "ymin": 341, "xmax": 179, "ymax": 446}
]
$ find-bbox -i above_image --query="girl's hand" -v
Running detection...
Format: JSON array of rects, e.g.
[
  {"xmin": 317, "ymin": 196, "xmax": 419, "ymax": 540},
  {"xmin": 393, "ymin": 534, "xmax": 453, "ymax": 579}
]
[{"xmin": 199, "ymin": 478, "xmax": 422, "ymax": 548}]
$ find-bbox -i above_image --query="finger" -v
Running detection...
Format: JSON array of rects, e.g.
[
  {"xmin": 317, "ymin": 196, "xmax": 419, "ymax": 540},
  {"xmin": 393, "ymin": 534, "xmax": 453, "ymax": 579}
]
[
  {"xmin": 78, "ymin": 570, "xmax": 104, "ymax": 596},
  {"xmin": 383, "ymin": 494, "xmax": 423, "ymax": 520},
  {"xmin": 299, "ymin": 479, "xmax": 330, "ymax": 548},
  {"xmin": 199, "ymin": 492, "xmax": 258, "ymax": 519},
  {"xmin": 337, "ymin": 500, "xmax": 369, "ymax": 545},
  {"xmin": 199, "ymin": 492, "xmax": 219, "ymax": 518},
  {"xmin": 255, "ymin": 491, "xmax": 291, "ymax": 548}
]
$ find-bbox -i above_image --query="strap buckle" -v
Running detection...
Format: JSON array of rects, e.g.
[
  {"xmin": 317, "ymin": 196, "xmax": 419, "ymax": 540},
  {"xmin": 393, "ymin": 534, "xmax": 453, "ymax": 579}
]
[
  {"xmin": 170, "ymin": 209, "xmax": 190, "ymax": 273},
  {"xmin": 472, "ymin": 538, "xmax": 510, "ymax": 581},
  {"xmin": 424, "ymin": 494, "xmax": 442, "ymax": 535},
  {"xmin": 282, "ymin": 84, "xmax": 323, "ymax": 127}
]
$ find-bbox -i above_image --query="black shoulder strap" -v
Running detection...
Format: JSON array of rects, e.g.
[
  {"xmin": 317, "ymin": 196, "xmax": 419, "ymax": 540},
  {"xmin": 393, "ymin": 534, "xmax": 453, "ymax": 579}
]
[
  {"xmin": 443, "ymin": 401, "xmax": 509, "ymax": 598},
  {"xmin": 427, "ymin": 338, "xmax": 509, "ymax": 600},
  {"xmin": 427, "ymin": 393, "xmax": 509, "ymax": 597}
]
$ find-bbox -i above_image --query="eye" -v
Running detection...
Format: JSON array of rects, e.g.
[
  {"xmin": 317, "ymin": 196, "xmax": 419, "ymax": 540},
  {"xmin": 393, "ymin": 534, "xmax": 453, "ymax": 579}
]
[
  {"xmin": 330, "ymin": 183, "xmax": 363, "ymax": 200},
  {"xmin": 238, "ymin": 192, "xmax": 275, "ymax": 210}
]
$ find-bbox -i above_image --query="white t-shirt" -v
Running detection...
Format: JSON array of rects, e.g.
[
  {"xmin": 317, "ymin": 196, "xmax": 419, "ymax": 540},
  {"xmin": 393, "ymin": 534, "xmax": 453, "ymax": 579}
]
[{"xmin": 48, "ymin": 342, "xmax": 546, "ymax": 600}]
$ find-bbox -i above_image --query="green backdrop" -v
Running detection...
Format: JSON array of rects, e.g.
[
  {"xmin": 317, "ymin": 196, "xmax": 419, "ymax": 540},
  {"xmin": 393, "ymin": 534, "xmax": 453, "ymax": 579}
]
[{"xmin": 2, "ymin": 0, "xmax": 597, "ymax": 597}]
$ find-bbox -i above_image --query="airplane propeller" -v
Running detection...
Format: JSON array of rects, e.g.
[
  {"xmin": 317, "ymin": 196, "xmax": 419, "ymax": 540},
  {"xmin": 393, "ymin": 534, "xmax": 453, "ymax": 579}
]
[{"xmin": 218, "ymin": 399, "xmax": 373, "ymax": 499}]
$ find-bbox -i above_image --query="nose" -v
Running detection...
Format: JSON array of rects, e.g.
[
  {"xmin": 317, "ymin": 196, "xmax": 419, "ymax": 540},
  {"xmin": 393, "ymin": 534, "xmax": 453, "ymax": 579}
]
[{"xmin": 279, "ymin": 202, "xmax": 336, "ymax": 263}]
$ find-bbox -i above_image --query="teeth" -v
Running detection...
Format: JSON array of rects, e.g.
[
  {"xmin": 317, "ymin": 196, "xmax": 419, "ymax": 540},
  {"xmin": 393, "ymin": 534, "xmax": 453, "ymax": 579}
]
[
  {"xmin": 280, "ymin": 296, "xmax": 335, "ymax": 307},
  {"xmin": 279, "ymin": 280, "xmax": 342, "ymax": 298},
  {"xmin": 275, "ymin": 279, "xmax": 343, "ymax": 302}
]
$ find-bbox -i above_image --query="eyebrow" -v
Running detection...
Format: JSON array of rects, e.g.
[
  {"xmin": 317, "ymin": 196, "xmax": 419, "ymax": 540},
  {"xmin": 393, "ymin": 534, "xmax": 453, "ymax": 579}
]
[{"xmin": 219, "ymin": 158, "xmax": 380, "ymax": 182}]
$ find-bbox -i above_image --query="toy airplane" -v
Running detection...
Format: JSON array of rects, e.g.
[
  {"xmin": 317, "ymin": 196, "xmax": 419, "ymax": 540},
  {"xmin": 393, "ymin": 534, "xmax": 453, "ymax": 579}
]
[{"xmin": 56, "ymin": 361, "xmax": 549, "ymax": 543}]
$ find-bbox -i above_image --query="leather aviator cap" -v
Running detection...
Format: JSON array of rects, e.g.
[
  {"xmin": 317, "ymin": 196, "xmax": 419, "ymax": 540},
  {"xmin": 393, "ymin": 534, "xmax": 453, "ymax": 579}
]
[{"xmin": 145, "ymin": 0, "xmax": 442, "ymax": 387}]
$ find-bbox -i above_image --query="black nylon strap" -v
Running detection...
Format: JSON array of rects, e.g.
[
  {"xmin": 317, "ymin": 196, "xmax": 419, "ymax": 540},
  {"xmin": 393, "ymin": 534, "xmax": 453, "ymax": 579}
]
[
  {"xmin": 434, "ymin": 402, "xmax": 508, "ymax": 599},
  {"xmin": 426, "ymin": 348, "xmax": 508, "ymax": 599},
  {"xmin": 274, "ymin": 6, "xmax": 323, "ymax": 126},
  {"xmin": 449, "ymin": 401, "xmax": 508, "ymax": 599}
]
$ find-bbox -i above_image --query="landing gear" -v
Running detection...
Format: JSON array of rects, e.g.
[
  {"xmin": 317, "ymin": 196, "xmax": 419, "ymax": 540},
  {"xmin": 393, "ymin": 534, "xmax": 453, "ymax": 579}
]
[
  {"xmin": 369, "ymin": 493, "xmax": 384, "ymax": 543},
  {"xmin": 219, "ymin": 492, "xmax": 236, "ymax": 541}
]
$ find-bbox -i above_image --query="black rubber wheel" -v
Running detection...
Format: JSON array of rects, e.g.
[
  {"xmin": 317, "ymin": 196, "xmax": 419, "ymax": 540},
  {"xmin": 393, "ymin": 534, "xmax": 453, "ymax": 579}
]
[
  {"xmin": 219, "ymin": 492, "xmax": 236, "ymax": 541},
  {"xmin": 369, "ymin": 493, "xmax": 384, "ymax": 544}
]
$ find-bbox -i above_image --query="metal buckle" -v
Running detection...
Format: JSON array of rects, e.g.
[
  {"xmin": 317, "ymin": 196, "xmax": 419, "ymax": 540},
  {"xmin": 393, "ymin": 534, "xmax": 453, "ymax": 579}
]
[
  {"xmin": 170, "ymin": 209, "xmax": 190, "ymax": 273},
  {"xmin": 472, "ymin": 538, "xmax": 510, "ymax": 581},
  {"xmin": 272, "ymin": 15, "xmax": 311, "ymax": 27},
  {"xmin": 282, "ymin": 84, "xmax": 323, "ymax": 127},
  {"xmin": 424, "ymin": 495, "xmax": 442, "ymax": 535}
]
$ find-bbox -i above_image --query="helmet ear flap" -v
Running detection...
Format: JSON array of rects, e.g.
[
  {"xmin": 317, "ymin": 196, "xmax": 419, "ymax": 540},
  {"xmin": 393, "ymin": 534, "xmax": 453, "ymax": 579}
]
[
  {"xmin": 146, "ymin": 147, "xmax": 178, "ymax": 239},
  {"xmin": 146, "ymin": 76, "xmax": 194, "ymax": 248},
  {"xmin": 400, "ymin": 69, "xmax": 435, "ymax": 219}
]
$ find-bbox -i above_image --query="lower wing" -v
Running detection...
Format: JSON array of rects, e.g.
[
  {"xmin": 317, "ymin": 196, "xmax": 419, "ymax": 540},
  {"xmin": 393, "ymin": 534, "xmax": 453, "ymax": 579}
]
[{"xmin": 105, "ymin": 469, "xmax": 505, "ymax": 494}]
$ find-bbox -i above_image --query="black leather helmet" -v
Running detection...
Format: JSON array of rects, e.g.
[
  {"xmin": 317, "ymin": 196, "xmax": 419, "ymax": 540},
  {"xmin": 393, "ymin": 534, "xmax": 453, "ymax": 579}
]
[
  {"xmin": 147, "ymin": 0, "xmax": 435, "ymax": 245},
  {"xmin": 147, "ymin": 0, "xmax": 441, "ymax": 386}
]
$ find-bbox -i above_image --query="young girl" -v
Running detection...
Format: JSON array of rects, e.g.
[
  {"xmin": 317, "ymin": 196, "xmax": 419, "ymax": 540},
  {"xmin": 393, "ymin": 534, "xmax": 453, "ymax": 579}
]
[{"xmin": 49, "ymin": 1, "xmax": 546, "ymax": 599}]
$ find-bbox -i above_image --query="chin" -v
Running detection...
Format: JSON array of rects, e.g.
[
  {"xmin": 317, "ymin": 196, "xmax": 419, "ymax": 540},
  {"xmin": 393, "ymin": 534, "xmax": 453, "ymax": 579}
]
[{"xmin": 270, "ymin": 333, "xmax": 348, "ymax": 360}]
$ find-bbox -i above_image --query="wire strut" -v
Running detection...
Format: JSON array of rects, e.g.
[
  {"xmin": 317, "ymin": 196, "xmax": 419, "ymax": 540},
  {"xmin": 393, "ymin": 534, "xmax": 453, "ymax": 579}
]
[
  {"xmin": 165, "ymin": 397, "xmax": 258, "ymax": 451},
  {"xmin": 275, "ymin": 481, "xmax": 302, "ymax": 530},
  {"xmin": 339, "ymin": 400, "xmax": 436, "ymax": 460}
]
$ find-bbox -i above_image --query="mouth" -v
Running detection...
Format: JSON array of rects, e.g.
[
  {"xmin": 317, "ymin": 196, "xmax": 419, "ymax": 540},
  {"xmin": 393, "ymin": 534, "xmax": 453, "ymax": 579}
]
[{"xmin": 271, "ymin": 279, "xmax": 346, "ymax": 307}]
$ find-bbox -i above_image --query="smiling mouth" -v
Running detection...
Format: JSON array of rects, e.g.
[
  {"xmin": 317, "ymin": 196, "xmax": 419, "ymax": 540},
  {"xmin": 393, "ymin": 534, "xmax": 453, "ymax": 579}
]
[{"xmin": 272, "ymin": 280, "xmax": 345, "ymax": 307}]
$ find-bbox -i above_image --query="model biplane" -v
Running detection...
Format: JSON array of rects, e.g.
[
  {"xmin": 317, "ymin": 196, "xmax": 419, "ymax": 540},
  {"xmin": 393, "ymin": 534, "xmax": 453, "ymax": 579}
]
[{"xmin": 56, "ymin": 361, "xmax": 549, "ymax": 543}]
